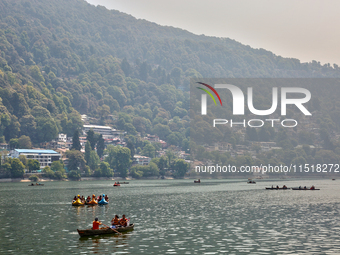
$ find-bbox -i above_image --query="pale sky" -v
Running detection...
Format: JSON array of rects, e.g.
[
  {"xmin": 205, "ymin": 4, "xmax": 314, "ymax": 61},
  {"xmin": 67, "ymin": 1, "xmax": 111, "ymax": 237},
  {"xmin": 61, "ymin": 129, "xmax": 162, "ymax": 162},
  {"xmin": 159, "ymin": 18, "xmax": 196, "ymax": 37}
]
[{"xmin": 86, "ymin": 0, "xmax": 340, "ymax": 65}]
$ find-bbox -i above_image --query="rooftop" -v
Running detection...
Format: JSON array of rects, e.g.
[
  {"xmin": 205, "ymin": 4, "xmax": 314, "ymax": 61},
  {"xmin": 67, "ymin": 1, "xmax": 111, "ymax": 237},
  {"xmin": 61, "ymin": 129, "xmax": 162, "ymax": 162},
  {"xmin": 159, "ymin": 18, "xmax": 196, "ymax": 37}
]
[
  {"xmin": 15, "ymin": 149, "xmax": 59, "ymax": 154},
  {"xmin": 83, "ymin": 125, "xmax": 113, "ymax": 130}
]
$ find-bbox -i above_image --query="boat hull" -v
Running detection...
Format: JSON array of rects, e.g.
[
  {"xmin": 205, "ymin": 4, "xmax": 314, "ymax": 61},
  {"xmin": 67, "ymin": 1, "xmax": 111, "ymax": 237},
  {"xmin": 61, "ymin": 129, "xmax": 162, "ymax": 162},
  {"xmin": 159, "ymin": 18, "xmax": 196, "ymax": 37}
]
[
  {"xmin": 85, "ymin": 201, "xmax": 98, "ymax": 205},
  {"xmin": 77, "ymin": 224, "xmax": 134, "ymax": 237},
  {"xmin": 292, "ymin": 188, "xmax": 320, "ymax": 190}
]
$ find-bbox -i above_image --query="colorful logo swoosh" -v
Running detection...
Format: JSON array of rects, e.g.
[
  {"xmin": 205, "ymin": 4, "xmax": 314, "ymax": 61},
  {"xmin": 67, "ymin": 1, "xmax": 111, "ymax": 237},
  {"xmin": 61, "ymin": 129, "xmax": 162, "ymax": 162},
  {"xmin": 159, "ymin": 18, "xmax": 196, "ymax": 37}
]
[{"xmin": 196, "ymin": 82, "xmax": 223, "ymax": 106}]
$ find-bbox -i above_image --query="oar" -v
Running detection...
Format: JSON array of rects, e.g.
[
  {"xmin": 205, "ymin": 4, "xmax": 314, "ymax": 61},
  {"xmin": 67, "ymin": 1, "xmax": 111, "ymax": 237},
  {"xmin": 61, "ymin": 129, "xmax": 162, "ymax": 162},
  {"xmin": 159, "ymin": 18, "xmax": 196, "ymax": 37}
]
[{"xmin": 102, "ymin": 223, "xmax": 122, "ymax": 235}]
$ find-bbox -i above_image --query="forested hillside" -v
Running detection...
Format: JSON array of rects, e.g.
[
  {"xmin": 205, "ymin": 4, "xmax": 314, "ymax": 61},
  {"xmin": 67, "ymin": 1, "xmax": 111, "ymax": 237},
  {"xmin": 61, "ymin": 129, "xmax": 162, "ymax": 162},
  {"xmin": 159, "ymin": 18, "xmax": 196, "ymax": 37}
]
[{"xmin": 0, "ymin": 0, "xmax": 339, "ymax": 150}]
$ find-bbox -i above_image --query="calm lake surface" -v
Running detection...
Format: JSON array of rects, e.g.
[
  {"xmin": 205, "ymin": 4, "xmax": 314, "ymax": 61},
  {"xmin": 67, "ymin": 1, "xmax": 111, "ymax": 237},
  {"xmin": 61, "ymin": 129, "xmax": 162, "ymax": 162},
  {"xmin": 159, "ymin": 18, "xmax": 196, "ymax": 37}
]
[{"xmin": 0, "ymin": 179, "xmax": 340, "ymax": 254}]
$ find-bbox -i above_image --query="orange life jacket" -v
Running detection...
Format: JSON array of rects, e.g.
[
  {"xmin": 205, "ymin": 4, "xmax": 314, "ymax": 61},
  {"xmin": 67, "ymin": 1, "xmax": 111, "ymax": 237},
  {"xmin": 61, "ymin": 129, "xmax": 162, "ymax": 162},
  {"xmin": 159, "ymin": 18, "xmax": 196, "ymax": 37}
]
[
  {"xmin": 113, "ymin": 218, "xmax": 119, "ymax": 225},
  {"xmin": 120, "ymin": 218, "xmax": 127, "ymax": 226},
  {"xmin": 93, "ymin": 221, "xmax": 101, "ymax": 230}
]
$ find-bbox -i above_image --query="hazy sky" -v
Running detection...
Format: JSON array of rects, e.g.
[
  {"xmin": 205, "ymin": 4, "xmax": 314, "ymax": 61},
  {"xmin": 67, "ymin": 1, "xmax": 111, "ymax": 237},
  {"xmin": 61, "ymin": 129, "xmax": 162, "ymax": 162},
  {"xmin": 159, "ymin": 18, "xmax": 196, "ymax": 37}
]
[{"xmin": 86, "ymin": 0, "xmax": 340, "ymax": 65}]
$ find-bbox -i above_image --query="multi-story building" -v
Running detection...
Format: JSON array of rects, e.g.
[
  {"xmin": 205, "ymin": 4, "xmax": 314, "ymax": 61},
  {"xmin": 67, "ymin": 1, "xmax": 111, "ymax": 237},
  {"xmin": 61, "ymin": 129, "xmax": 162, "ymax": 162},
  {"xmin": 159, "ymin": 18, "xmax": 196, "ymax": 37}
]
[
  {"xmin": 11, "ymin": 149, "xmax": 61, "ymax": 169},
  {"xmin": 83, "ymin": 125, "xmax": 115, "ymax": 136},
  {"xmin": 133, "ymin": 155, "xmax": 151, "ymax": 166}
]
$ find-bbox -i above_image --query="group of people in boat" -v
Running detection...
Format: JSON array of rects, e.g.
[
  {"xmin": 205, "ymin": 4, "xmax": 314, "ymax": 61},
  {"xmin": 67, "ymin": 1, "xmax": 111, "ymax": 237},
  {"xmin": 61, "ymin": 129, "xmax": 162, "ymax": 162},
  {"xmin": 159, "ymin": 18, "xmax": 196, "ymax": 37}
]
[
  {"xmin": 72, "ymin": 194, "xmax": 109, "ymax": 203},
  {"xmin": 271, "ymin": 185, "xmax": 288, "ymax": 189},
  {"xmin": 298, "ymin": 185, "xmax": 316, "ymax": 190},
  {"xmin": 92, "ymin": 215, "xmax": 129, "ymax": 230}
]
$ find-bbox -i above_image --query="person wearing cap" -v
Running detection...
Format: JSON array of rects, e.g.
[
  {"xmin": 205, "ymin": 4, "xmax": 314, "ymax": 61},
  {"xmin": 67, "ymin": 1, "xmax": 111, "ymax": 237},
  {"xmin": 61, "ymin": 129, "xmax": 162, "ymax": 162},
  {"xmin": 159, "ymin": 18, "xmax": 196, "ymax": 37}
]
[{"xmin": 92, "ymin": 217, "xmax": 102, "ymax": 230}]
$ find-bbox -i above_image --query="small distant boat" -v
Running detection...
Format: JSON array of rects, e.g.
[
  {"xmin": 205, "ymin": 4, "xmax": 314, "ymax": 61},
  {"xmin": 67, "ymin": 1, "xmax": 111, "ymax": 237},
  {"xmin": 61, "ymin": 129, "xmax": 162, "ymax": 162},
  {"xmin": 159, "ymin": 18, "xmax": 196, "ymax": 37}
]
[
  {"xmin": 77, "ymin": 224, "xmax": 134, "ymax": 237},
  {"xmin": 28, "ymin": 183, "xmax": 44, "ymax": 186},
  {"xmin": 292, "ymin": 187, "xmax": 320, "ymax": 190},
  {"xmin": 116, "ymin": 181, "xmax": 129, "ymax": 184},
  {"xmin": 265, "ymin": 187, "xmax": 290, "ymax": 190},
  {"xmin": 194, "ymin": 179, "xmax": 200, "ymax": 183},
  {"xmin": 113, "ymin": 183, "xmax": 121, "ymax": 187},
  {"xmin": 247, "ymin": 179, "xmax": 256, "ymax": 184},
  {"xmin": 332, "ymin": 179, "xmax": 336, "ymax": 181}
]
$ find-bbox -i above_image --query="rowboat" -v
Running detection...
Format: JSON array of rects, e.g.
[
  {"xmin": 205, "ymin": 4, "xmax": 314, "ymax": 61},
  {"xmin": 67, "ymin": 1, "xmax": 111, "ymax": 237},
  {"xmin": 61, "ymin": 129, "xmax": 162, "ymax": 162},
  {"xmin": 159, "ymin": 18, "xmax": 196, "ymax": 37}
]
[
  {"xmin": 194, "ymin": 179, "xmax": 200, "ymax": 183},
  {"xmin": 113, "ymin": 183, "xmax": 120, "ymax": 187},
  {"xmin": 265, "ymin": 187, "xmax": 290, "ymax": 190},
  {"xmin": 116, "ymin": 182, "xmax": 129, "ymax": 184},
  {"xmin": 247, "ymin": 181, "xmax": 256, "ymax": 184},
  {"xmin": 28, "ymin": 183, "xmax": 44, "ymax": 186},
  {"xmin": 77, "ymin": 224, "xmax": 134, "ymax": 237},
  {"xmin": 292, "ymin": 188, "xmax": 320, "ymax": 190}
]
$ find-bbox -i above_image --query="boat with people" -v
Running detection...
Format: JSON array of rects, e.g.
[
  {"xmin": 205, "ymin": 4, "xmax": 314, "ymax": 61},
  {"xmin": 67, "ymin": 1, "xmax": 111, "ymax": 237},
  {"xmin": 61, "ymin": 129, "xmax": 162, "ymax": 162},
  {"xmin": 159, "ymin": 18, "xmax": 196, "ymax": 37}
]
[
  {"xmin": 247, "ymin": 179, "xmax": 256, "ymax": 184},
  {"xmin": 266, "ymin": 185, "xmax": 289, "ymax": 190},
  {"xmin": 292, "ymin": 186, "xmax": 319, "ymax": 190},
  {"xmin": 97, "ymin": 194, "xmax": 109, "ymax": 205},
  {"xmin": 116, "ymin": 181, "xmax": 129, "ymax": 184},
  {"xmin": 113, "ymin": 182, "xmax": 120, "ymax": 187},
  {"xmin": 194, "ymin": 179, "xmax": 200, "ymax": 183},
  {"xmin": 72, "ymin": 195, "xmax": 85, "ymax": 206},
  {"xmin": 77, "ymin": 223, "xmax": 134, "ymax": 237},
  {"xmin": 85, "ymin": 194, "xmax": 98, "ymax": 205},
  {"xmin": 28, "ymin": 183, "xmax": 44, "ymax": 186}
]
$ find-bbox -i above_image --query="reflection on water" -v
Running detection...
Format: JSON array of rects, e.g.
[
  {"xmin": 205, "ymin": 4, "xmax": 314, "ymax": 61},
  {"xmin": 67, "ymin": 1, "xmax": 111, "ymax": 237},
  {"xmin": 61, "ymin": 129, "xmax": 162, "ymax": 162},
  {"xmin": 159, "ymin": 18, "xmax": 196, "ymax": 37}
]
[{"xmin": 0, "ymin": 179, "xmax": 340, "ymax": 254}]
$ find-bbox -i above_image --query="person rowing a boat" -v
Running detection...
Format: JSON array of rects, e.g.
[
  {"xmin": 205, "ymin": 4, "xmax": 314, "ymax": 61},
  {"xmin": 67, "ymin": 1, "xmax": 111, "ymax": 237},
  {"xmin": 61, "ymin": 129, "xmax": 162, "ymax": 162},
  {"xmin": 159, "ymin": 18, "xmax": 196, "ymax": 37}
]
[
  {"xmin": 92, "ymin": 217, "xmax": 102, "ymax": 230},
  {"xmin": 311, "ymin": 185, "xmax": 315, "ymax": 190}
]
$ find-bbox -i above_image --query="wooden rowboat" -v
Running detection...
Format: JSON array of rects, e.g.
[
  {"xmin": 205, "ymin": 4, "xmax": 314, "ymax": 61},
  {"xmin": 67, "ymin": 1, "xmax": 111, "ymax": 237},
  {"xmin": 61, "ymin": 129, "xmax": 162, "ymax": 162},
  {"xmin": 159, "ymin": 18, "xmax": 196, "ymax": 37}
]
[
  {"xmin": 292, "ymin": 188, "xmax": 320, "ymax": 190},
  {"xmin": 77, "ymin": 224, "xmax": 134, "ymax": 237},
  {"xmin": 265, "ymin": 187, "xmax": 290, "ymax": 190}
]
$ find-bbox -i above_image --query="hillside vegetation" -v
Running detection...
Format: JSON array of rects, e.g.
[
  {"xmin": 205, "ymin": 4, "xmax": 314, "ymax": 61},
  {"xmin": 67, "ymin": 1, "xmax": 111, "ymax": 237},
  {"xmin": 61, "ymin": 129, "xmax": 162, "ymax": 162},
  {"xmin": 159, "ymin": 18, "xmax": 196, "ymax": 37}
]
[{"xmin": 0, "ymin": 0, "xmax": 339, "ymax": 175}]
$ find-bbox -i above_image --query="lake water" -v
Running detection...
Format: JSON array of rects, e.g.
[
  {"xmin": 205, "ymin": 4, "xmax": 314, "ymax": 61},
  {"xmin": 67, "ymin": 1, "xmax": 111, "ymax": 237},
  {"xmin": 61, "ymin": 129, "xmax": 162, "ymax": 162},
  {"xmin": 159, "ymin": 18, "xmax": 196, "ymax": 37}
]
[{"xmin": 0, "ymin": 179, "xmax": 339, "ymax": 254}]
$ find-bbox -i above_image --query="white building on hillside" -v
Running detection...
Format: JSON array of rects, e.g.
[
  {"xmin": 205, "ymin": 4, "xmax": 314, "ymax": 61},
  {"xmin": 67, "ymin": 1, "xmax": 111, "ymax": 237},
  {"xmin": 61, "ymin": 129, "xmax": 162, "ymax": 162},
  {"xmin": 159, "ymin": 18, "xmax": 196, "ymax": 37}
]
[{"xmin": 11, "ymin": 149, "xmax": 61, "ymax": 169}]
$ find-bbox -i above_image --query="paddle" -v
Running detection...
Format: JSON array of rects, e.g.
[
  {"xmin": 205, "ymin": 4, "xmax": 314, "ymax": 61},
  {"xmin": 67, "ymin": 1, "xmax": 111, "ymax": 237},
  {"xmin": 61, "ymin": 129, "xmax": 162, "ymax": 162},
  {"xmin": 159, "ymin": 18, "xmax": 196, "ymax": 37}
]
[{"xmin": 102, "ymin": 223, "xmax": 122, "ymax": 235}]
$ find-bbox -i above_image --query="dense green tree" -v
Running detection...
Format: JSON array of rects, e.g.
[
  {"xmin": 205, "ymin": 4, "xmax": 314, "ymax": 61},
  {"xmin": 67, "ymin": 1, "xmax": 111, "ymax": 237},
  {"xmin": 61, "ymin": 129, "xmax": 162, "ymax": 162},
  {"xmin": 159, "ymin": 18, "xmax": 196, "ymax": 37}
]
[
  {"xmin": 99, "ymin": 162, "xmax": 113, "ymax": 177},
  {"xmin": 9, "ymin": 138, "xmax": 19, "ymax": 150},
  {"xmin": 97, "ymin": 134, "xmax": 105, "ymax": 158},
  {"xmin": 10, "ymin": 158, "xmax": 25, "ymax": 178},
  {"xmin": 29, "ymin": 175, "xmax": 39, "ymax": 182},
  {"xmin": 18, "ymin": 155, "xmax": 27, "ymax": 166},
  {"xmin": 68, "ymin": 170, "xmax": 81, "ymax": 180},
  {"xmin": 88, "ymin": 150, "xmax": 100, "ymax": 171},
  {"xmin": 43, "ymin": 166, "xmax": 55, "ymax": 179},
  {"xmin": 86, "ymin": 129, "xmax": 96, "ymax": 150},
  {"xmin": 141, "ymin": 143, "xmax": 156, "ymax": 158},
  {"xmin": 173, "ymin": 159, "xmax": 189, "ymax": 178},
  {"xmin": 18, "ymin": 135, "xmax": 32, "ymax": 149},
  {"xmin": 51, "ymin": 161, "xmax": 65, "ymax": 173},
  {"xmin": 27, "ymin": 159, "xmax": 40, "ymax": 172},
  {"xmin": 66, "ymin": 150, "xmax": 86, "ymax": 172},
  {"xmin": 105, "ymin": 145, "xmax": 131, "ymax": 178},
  {"xmin": 72, "ymin": 130, "xmax": 82, "ymax": 151},
  {"xmin": 85, "ymin": 141, "xmax": 91, "ymax": 164}
]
